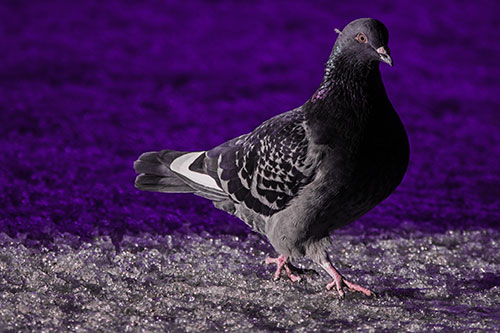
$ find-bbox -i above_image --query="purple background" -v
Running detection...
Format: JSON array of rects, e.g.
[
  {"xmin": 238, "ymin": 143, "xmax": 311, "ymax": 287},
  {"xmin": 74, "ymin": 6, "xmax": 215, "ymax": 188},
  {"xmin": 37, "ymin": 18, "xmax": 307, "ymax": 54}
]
[{"xmin": 1, "ymin": 0, "xmax": 499, "ymax": 248}]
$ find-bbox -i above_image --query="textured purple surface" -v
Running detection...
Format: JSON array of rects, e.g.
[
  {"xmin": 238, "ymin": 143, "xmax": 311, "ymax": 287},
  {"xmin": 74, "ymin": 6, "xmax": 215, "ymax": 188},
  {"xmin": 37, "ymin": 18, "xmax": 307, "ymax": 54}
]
[{"xmin": 1, "ymin": 0, "xmax": 499, "ymax": 330}]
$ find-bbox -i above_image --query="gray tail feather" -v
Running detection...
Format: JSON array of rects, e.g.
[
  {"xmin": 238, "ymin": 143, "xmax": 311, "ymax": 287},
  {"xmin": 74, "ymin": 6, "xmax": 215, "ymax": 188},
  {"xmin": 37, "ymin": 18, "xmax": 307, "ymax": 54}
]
[{"xmin": 134, "ymin": 150, "xmax": 194, "ymax": 193}]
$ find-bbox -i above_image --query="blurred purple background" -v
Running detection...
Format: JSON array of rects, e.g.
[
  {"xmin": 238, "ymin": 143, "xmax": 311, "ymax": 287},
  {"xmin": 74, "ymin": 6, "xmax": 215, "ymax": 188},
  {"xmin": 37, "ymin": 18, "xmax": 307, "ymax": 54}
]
[{"xmin": 1, "ymin": 0, "xmax": 499, "ymax": 248}]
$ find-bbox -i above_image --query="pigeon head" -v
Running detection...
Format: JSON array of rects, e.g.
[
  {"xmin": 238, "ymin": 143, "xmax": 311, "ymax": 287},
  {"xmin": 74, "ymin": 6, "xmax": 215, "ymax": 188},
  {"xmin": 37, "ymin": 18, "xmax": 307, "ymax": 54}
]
[{"xmin": 333, "ymin": 18, "xmax": 393, "ymax": 67}]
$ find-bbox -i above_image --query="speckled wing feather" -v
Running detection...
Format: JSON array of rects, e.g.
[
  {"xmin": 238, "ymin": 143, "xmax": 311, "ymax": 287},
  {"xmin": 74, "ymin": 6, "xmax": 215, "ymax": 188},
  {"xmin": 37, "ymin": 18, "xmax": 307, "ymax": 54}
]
[{"xmin": 205, "ymin": 109, "xmax": 319, "ymax": 218}]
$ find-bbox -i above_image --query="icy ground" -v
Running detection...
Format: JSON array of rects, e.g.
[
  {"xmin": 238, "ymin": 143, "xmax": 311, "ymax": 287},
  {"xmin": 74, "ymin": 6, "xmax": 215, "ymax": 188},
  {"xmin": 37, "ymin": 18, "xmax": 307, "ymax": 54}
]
[{"xmin": 1, "ymin": 230, "xmax": 499, "ymax": 331}]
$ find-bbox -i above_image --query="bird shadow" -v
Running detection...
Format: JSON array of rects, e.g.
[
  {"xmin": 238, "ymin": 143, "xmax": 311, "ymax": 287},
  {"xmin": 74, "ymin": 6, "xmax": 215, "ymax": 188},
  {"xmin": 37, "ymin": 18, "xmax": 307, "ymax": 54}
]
[
  {"xmin": 375, "ymin": 272, "xmax": 500, "ymax": 301},
  {"xmin": 376, "ymin": 287, "xmax": 426, "ymax": 299},
  {"xmin": 288, "ymin": 262, "xmax": 320, "ymax": 279},
  {"xmin": 460, "ymin": 273, "xmax": 500, "ymax": 293}
]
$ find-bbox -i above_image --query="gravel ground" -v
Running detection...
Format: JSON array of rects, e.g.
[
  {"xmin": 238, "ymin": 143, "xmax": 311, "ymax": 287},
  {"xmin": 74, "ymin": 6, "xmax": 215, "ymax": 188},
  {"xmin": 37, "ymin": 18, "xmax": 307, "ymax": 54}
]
[
  {"xmin": 1, "ymin": 0, "xmax": 499, "ymax": 331},
  {"xmin": 1, "ymin": 230, "xmax": 499, "ymax": 331}
]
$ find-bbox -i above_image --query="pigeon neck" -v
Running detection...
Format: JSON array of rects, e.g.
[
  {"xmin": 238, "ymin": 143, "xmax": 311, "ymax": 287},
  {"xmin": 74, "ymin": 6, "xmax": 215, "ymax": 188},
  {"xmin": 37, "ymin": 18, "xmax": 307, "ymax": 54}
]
[
  {"xmin": 305, "ymin": 50, "xmax": 384, "ymax": 146},
  {"xmin": 325, "ymin": 47, "xmax": 380, "ymax": 91}
]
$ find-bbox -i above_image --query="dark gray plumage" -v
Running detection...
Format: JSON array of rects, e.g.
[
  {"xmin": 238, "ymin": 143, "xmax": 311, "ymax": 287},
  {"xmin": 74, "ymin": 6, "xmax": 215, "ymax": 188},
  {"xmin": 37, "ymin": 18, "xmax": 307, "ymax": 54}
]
[{"xmin": 134, "ymin": 18, "xmax": 409, "ymax": 298}]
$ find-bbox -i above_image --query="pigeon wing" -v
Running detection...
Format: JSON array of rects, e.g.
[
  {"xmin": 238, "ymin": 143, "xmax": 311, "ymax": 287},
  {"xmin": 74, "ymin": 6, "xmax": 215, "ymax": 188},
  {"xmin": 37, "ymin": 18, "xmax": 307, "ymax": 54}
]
[{"xmin": 206, "ymin": 109, "xmax": 319, "ymax": 218}]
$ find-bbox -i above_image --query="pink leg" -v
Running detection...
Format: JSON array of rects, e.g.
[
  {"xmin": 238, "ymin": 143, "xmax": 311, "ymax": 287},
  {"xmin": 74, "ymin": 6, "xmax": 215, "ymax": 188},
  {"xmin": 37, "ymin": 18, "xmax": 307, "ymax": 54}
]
[
  {"xmin": 321, "ymin": 262, "xmax": 373, "ymax": 298},
  {"xmin": 265, "ymin": 255, "xmax": 301, "ymax": 282}
]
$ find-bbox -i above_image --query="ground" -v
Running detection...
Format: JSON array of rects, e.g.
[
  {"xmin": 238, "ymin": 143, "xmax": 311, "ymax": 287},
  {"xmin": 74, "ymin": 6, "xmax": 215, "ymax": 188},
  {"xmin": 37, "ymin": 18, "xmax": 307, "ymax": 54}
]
[{"xmin": 0, "ymin": 0, "xmax": 499, "ymax": 331}]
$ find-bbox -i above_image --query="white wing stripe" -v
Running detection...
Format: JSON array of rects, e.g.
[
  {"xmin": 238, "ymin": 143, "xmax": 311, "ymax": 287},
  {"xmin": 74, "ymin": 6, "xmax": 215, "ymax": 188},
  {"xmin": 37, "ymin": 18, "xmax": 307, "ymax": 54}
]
[{"xmin": 170, "ymin": 152, "xmax": 223, "ymax": 191}]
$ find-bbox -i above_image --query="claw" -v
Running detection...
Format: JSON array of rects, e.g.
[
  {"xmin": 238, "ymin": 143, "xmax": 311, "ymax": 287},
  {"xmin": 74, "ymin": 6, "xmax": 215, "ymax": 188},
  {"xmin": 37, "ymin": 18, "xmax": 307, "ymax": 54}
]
[
  {"xmin": 321, "ymin": 262, "xmax": 373, "ymax": 298},
  {"xmin": 265, "ymin": 255, "xmax": 302, "ymax": 282}
]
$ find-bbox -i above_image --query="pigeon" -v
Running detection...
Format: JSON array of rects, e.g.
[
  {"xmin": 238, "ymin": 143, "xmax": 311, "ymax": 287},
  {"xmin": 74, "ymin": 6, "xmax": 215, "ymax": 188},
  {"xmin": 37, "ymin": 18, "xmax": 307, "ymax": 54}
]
[{"xmin": 134, "ymin": 18, "xmax": 409, "ymax": 298}]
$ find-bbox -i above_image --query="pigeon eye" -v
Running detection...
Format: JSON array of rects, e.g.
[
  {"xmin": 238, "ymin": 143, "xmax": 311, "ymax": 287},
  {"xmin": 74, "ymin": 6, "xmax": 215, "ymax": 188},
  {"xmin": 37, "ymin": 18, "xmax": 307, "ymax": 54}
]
[{"xmin": 355, "ymin": 33, "xmax": 368, "ymax": 43}]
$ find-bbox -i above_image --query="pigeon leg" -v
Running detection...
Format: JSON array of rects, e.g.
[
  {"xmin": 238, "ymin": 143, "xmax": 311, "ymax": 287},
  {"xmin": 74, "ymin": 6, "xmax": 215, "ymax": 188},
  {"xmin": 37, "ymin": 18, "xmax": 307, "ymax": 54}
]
[
  {"xmin": 265, "ymin": 255, "xmax": 301, "ymax": 282},
  {"xmin": 320, "ymin": 262, "xmax": 373, "ymax": 298}
]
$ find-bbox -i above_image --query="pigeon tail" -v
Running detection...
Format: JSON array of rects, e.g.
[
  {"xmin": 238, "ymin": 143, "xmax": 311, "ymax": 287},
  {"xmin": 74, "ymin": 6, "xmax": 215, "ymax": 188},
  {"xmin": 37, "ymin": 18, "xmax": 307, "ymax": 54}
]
[
  {"xmin": 134, "ymin": 150, "xmax": 195, "ymax": 193},
  {"xmin": 134, "ymin": 150, "xmax": 228, "ymax": 201}
]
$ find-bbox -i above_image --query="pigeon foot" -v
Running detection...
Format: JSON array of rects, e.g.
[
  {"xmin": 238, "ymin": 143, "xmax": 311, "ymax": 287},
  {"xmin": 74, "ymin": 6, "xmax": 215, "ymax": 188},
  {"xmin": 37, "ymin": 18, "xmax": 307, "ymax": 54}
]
[
  {"xmin": 265, "ymin": 255, "xmax": 301, "ymax": 282},
  {"xmin": 321, "ymin": 262, "xmax": 373, "ymax": 298}
]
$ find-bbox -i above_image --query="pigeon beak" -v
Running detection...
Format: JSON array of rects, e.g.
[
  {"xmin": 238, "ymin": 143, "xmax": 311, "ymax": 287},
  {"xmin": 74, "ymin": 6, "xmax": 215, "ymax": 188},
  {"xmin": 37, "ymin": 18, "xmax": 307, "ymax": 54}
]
[{"xmin": 376, "ymin": 46, "xmax": 393, "ymax": 67}]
